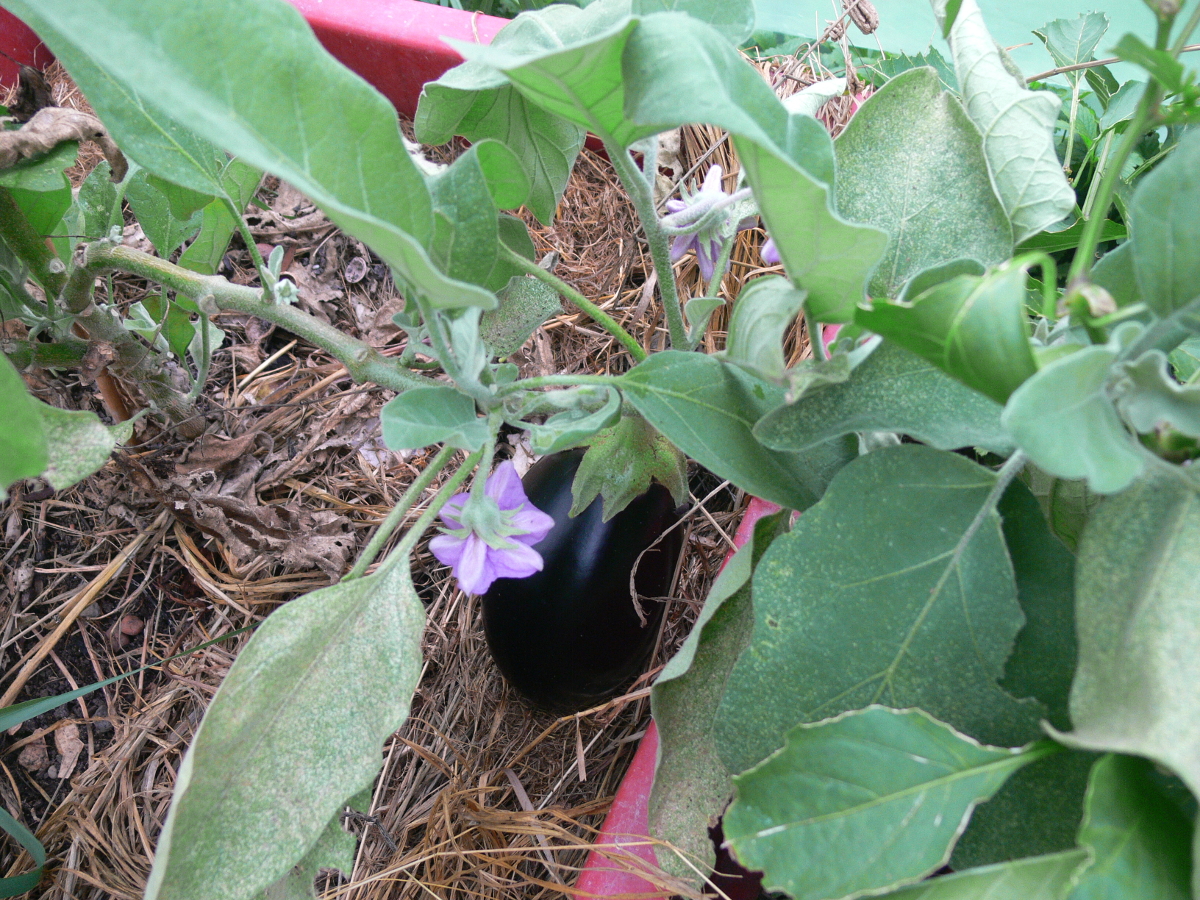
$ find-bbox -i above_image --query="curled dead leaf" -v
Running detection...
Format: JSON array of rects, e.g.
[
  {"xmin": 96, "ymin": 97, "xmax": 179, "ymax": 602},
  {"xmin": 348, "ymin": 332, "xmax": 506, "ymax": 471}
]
[{"xmin": 0, "ymin": 106, "xmax": 128, "ymax": 182}]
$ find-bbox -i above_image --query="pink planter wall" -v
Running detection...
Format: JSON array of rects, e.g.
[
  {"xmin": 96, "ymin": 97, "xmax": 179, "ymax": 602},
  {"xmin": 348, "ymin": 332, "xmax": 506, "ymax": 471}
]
[
  {"xmin": 284, "ymin": 0, "xmax": 506, "ymax": 119},
  {"xmin": 0, "ymin": 8, "xmax": 54, "ymax": 87}
]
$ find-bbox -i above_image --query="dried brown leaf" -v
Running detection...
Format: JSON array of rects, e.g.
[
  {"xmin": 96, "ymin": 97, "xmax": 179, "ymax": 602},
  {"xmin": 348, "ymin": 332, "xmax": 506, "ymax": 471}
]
[{"xmin": 0, "ymin": 106, "xmax": 127, "ymax": 181}]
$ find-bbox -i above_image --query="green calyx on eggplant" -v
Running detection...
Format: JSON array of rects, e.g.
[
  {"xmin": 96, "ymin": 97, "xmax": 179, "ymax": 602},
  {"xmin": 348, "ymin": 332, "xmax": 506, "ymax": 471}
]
[{"xmin": 482, "ymin": 449, "xmax": 685, "ymax": 713}]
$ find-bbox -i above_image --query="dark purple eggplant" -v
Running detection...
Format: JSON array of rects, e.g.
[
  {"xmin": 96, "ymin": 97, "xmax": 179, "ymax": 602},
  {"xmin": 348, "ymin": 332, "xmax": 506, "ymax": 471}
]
[{"xmin": 482, "ymin": 449, "xmax": 683, "ymax": 713}]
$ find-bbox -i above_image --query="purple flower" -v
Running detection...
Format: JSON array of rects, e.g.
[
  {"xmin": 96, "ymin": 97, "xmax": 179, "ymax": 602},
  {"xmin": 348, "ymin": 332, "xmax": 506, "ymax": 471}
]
[
  {"xmin": 429, "ymin": 461, "xmax": 555, "ymax": 595},
  {"xmin": 761, "ymin": 237, "xmax": 780, "ymax": 266},
  {"xmin": 664, "ymin": 165, "xmax": 753, "ymax": 282}
]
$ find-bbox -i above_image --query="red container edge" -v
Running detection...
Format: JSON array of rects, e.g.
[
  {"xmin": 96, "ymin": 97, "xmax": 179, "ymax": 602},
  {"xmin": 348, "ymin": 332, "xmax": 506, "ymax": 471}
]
[{"xmin": 575, "ymin": 497, "xmax": 780, "ymax": 899}]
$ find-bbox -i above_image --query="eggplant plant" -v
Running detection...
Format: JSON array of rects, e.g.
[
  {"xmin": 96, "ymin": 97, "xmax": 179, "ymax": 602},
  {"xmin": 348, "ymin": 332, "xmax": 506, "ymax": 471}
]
[{"xmin": 1, "ymin": 0, "xmax": 1199, "ymax": 897}]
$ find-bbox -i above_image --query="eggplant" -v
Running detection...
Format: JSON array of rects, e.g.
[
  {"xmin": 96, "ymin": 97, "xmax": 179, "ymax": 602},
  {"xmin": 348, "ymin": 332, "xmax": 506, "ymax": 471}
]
[{"xmin": 482, "ymin": 449, "xmax": 683, "ymax": 713}]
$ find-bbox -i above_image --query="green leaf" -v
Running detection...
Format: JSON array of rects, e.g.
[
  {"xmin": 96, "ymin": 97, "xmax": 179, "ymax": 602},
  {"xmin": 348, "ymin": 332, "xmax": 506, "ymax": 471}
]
[
  {"xmin": 1002, "ymin": 343, "xmax": 1146, "ymax": 493},
  {"xmin": 723, "ymin": 707, "xmax": 1053, "ymax": 900},
  {"xmin": 526, "ymin": 386, "xmax": 621, "ymax": 454},
  {"xmin": 569, "ymin": 413, "xmax": 688, "ymax": 520},
  {"xmin": 416, "ymin": 68, "xmax": 584, "ymax": 225},
  {"xmin": 1034, "ymin": 13, "xmax": 1109, "ymax": 86},
  {"xmin": 1098, "ymin": 80, "xmax": 1145, "ymax": 132},
  {"xmin": 1129, "ymin": 128, "xmax": 1200, "ymax": 317},
  {"xmin": 835, "ymin": 67, "xmax": 1013, "ymax": 299},
  {"xmin": 995, "ymin": 482, "xmax": 1077, "ymax": 730},
  {"xmin": 720, "ymin": 275, "xmax": 805, "ymax": 381},
  {"xmin": 1018, "ymin": 218, "xmax": 1126, "ymax": 255},
  {"xmin": 876, "ymin": 849, "xmax": 1087, "ymax": 899},
  {"xmin": 649, "ymin": 510, "xmax": 787, "ymax": 881},
  {"xmin": 565, "ymin": 10, "xmax": 884, "ymax": 322},
  {"xmin": 13, "ymin": 0, "xmax": 498, "ymax": 311},
  {"xmin": 481, "ymin": 275, "xmax": 562, "ymax": 357},
  {"xmin": 1169, "ymin": 335, "xmax": 1200, "ymax": 382},
  {"xmin": 620, "ymin": 350, "xmax": 855, "ymax": 512},
  {"xmin": 715, "ymin": 445, "xmax": 1042, "ymax": 778},
  {"xmin": 0, "ymin": 806, "xmax": 45, "ymax": 898},
  {"xmin": 252, "ymin": 808, "xmax": 357, "ymax": 900},
  {"xmin": 452, "ymin": 6, "xmax": 650, "ymax": 148},
  {"xmin": 1111, "ymin": 349, "xmax": 1200, "ymax": 436},
  {"xmin": 427, "ymin": 142, "xmax": 514, "ymax": 292},
  {"xmin": 631, "ymin": 0, "xmax": 754, "ymax": 43},
  {"xmin": 857, "ymin": 263, "xmax": 1039, "ymax": 404},
  {"xmin": 1114, "ymin": 33, "xmax": 1186, "ymax": 95},
  {"xmin": 65, "ymin": 159, "xmax": 120, "ymax": 246},
  {"xmin": 935, "ymin": 0, "xmax": 1076, "ymax": 244},
  {"xmin": 31, "ymin": 400, "xmax": 132, "ymax": 492},
  {"xmin": 144, "ymin": 558, "xmax": 425, "ymax": 900},
  {"xmin": 951, "ymin": 482, "xmax": 1088, "ymax": 868},
  {"xmin": 1052, "ymin": 476, "xmax": 1200, "ymax": 798},
  {"xmin": 1020, "ymin": 465, "xmax": 1101, "ymax": 552},
  {"xmin": 1091, "ymin": 240, "xmax": 1139, "ymax": 307},
  {"xmin": 0, "ymin": 355, "xmax": 48, "ymax": 500},
  {"xmin": 754, "ymin": 340, "xmax": 1012, "ymax": 455},
  {"xmin": 178, "ymin": 157, "xmax": 263, "ymax": 275},
  {"xmin": 380, "ymin": 386, "xmax": 488, "ymax": 452},
  {"xmin": 0, "ymin": 139, "xmax": 77, "ymax": 192},
  {"xmin": 126, "ymin": 168, "xmax": 205, "ymax": 257},
  {"xmin": 1067, "ymin": 755, "xmax": 1193, "ymax": 900}
]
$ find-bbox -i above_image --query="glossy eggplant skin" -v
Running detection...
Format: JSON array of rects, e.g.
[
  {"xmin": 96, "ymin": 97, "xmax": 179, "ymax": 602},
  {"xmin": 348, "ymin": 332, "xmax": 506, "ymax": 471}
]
[{"xmin": 482, "ymin": 449, "xmax": 683, "ymax": 713}]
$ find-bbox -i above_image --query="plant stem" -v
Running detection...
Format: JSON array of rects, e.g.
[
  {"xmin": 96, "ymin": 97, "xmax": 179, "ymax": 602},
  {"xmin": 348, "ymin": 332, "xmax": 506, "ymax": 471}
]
[
  {"xmin": 0, "ymin": 189, "xmax": 66, "ymax": 297},
  {"xmin": 500, "ymin": 246, "xmax": 647, "ymax": 362},
  {"xmin": 78, "ymin": 242, "xmax": 438, "ymax": 394},
  {"xmin": 386, "ymin": 447, "xmax": 484, "ymax": 571},
  {"xmin": 343, "ymin": 443, "xmax": 459, "ymax": 580},
  {"xmin": 605, "ymin": 140, "xmax": 688, "ymax": 349},
  {"xmin": 495, "ymin": 373, "xmax": 623, "ymax": 395},
  {"xmin": 806, "ymin": 309, "xmax": 828, "ymax": 361},
  {"xmin": 1066, "ymin": 80, "xmax": 1162, "ymax": 285}
]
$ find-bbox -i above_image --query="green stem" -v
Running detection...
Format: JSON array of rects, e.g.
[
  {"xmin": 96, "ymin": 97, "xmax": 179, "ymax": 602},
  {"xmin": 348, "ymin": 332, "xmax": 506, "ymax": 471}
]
[
  {"xmin": 501, "ymin": 246, "xmax": 647, "ymax": 362},
  {"xmin": 78, "ymin": 242, "xmax": 439, "ymax": 394},
  {"xmin": 0, "ymin": 189, "xmax": 66, "ymax": 297},
  {"xmin": 1063, "ymin": 78, "xmax": 1081, "ymax": 176},
  {"xmin": 1066, "ymin": 80, "xmax": 1162, "ymax": 285},
  {"xmin": 1171, "ymin": 0, "xmax": 1200, "ymax": 53},
  {"xmin": 806, "ymin": 310, "xmax": 828, "ymax": 361},
  {"xmin": 230, "ymin": 203, "xmax": 273, "ymax": 299},
  {"xmin": 185, "ymin": 308, "xmax": 214, "ymax": 404},
  {"xmin": 1079, "ymin": 130, "xmax": 1115, "ymax": 221},
  {"xmin": 343, "ymin": 443, "xmax": 459, "ymax": 580},
  {"xmin": 605, "ymin": 140, "xmax": 688, "ymax": 349},
  {"xmin": 385, "ymin": 447, "xmax": 485, "ymax": 572},
  {"xmin": 495, "ymin": 373, "xmax": 623, "ymax": 395}
]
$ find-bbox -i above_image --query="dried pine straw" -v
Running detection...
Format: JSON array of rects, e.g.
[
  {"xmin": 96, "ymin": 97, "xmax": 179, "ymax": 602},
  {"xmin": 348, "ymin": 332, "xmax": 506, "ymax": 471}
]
[{"xmin": 1, "ymin": 44, "xmax": 861, "ymax": 899}]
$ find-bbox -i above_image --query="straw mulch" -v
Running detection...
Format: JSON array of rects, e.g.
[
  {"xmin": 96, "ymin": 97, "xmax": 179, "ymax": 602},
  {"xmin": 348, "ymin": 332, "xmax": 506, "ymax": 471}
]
[{"xmin": 0, "ymin": 39, "xmax": 857, "ymax": 899}]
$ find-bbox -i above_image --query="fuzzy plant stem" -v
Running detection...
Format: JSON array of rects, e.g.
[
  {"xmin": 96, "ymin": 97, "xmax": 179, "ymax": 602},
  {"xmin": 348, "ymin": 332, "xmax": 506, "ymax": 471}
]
[
  {"xmin": 604, "ymin": 140, "xmax": 688, "ymax": 350},
  {"xmin": 77, "ymin": 242, "xmax": 439, "ymax": 394},
  {"xmin": 500, "ymin": 245, "xmax": 647, "ymax": 362},
  {"xmin": 0, "ymin": 189, "xmax": 66, "ymax": 299},
  {"xmin": 343, "ymin": 443, "xmax": 461, "ymax": 581}
]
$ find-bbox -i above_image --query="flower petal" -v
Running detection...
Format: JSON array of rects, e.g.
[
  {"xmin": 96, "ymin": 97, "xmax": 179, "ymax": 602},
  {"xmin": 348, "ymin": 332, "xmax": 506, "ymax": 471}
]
[
  {"xmin": 485, "ymin": 461, "xmax": 526, "ymax": 511},
  {"xmin": 700, "ymin": 164, "xmax": 724, "ymax": 195},
  {"xmin": 761, "ymin": 237, "xmax": 780, "ymax": 265},
  {"xmin": 509, "ymin": 504, "xmax": 556, "ymax": 544},
  {"xmin": 455, "ymin": 534, "xmax": 496, "ymax": 595},
  {"xmin": 670, "ymin": 233, "xmax": 695, "ymax": 263},
  {"xmin": 439, "ymin": 493, "xmax": 469, "ymax": 529},
  {"xmin": 430, "ymin": 532, "xmax": 466, "ymax": 567},
  {"xmin": 488, "ymin": 541, "xmax": 545, "ymax": 581},
  {"xmin": 697, "ymin": 238, "xmax": 719, "ymax": 281}
]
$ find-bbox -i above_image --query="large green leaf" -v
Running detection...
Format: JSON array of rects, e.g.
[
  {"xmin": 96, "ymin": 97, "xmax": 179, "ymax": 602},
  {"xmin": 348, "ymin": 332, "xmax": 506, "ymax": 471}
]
[
  {"xmin": 1130, "ymin": 129, "xmax": 1200, "ymax": 317},
  {"xmin": 1034, "ymin": 13, "xmax": 1109, "ymax": 86},
  {"xmin": 715, "ymin": 444, "xmax": 1042, "ymax": 777},
  {"xmin": 933, "ymin": 0, "xmax": 1075, "ymax": 244},
  {"xmin": 1066, "ymin": 755, "xmax": 1193, "ymax": 900},
  {"xmin": 722, "ymin": 707, "xmax": 1053, "ymax": 900},
  {"xmin": 835, "ymin": 67, "xmax": 1013, "ymax": 300},
  {"xmin": 649, "ymin": 511, "xmax": 787, "ymax": 882},
  {"xmin": 1052, "ymin": 477, "xmax": 1200, "ymax": 798},
  {"xmin": 380, "ymin": 386, "xmax": 488, "ymax": 452},
  {"xmin": 0, "ymin": 355, "xmax": 48, "ymax": 499},
  {"xmin": 1002, "ymin": 344, "xmax": 1146, "ymax": 493},
  {"xmin": 951, "ymin": 481, "xmax": 1086, "ymax": 868},
  {"xmin": 12, "ymin": 0, "xmax": 497, "ymax": 310},
  {"xmin": 0, "ymin": 140, "xmax": 77, "ymax": 237},
  {"xmin": 876, "ymin": 850, "xmax": 1087, "ymax": 899},
  {"xmin": 144, "ymin": 558, "xmax": 425, "ymax": 900},
  {"xmin": 632, "ymin": 0, "xmax": 754, "ymax": 43},
  {"xmin": 753, "ymin": 340, "xmax": 1012, "ymax": 454},
  {"xmin": 620, "ymin": 350, "xmax": 855, "ymax": 511}
]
